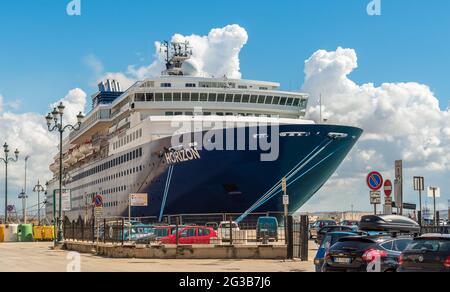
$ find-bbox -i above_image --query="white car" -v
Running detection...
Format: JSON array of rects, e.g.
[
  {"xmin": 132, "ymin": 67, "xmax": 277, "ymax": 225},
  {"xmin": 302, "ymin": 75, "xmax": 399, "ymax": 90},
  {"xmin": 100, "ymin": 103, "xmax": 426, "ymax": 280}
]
[{"xmin": 217, "ymin": 221, "xmax": 240, "ymax": 242}]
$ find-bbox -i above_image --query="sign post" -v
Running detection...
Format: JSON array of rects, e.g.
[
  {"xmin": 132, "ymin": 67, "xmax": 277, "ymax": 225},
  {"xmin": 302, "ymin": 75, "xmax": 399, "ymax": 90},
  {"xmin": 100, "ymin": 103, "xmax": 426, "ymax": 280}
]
[
  {"xmin": 93, "ymin": 194, "xmax": 103, "ymax": 251},
  {"xmin": 127, "ymin": 193, "xmax": 148, "ymax": 241},
  {"xmin": 282, "ymin": 177, "xmax": 289, "ymax": 218},
  {"xmin": 413, "ymin": 176, "xmax": 425, "ymax": 225},
  {"xmin": 395, "ymin": 161, "xmax": 403, "ymax": 215},
  {"xmin": 383, "ymin": 180, "xmax": 393, "ymax": 215},
  {"xmin": 428, "ymin": 187, "xmax": 441, "ymax": 226},
  {"xmin": 367, "ymin": 171, "xmax": 383, "ymax": 215}
]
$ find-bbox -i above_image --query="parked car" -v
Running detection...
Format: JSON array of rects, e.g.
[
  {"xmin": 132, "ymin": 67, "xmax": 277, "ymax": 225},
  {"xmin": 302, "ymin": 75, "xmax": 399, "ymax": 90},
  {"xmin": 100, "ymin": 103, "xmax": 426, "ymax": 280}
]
[
  {"xmin": 323, "ymin": 236, "xmax": 414, "ymax": 272},
  {"xmin": 161, "ymin": 226, "xmax": 217, "ymax": 245},
  {"xmin": 309, "ymin": 220, "xmax": 336, "ymax": 239},
  {"xmin": 217, "ymin": 221, "xmax": 240, "ymax": 242},
  {"xmin": 316, "ymin": 225, "xmax": 356, "ymax": 245},
  {"xmin": 341, "ymin": 220, "xmax": 359, "ymax": 227},
  {"xmin": 314, "ymin": 232, "xmax": 358, "ymax": 272},
  {"xmin": 122, "ymin": 224, "xmax": 154, "ymax": 241},
  {"xmin": 256, "ymin": 217, "xmax": 279, "ymax": 242},
  {"xmin": 135, "ymin": 225, "xmax": 177, "ymax": 244},
  {"xmin": 359, "ymin": 215, "xmax": 420, "ymax": 235},
  {"xmin": 398, "ymin": 234, "xmax": 450, "ymax": 272}
]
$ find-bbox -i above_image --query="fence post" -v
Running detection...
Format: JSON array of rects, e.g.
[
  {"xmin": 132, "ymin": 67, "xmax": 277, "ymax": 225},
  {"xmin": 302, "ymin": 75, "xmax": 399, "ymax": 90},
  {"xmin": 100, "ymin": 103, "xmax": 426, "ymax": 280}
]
[
  {"xmin": 287, "ymin": 216, "xmax": 294, "ymax": 259},
  {"xmin": 176, "ymin": 217, "xmax": 179, "ymax": 246},
  {"xmin": 229, "ymin": 218, "xmax": 233, "ymax": 245},
  {"xmin": 299, "ymin": 215, "xmax": 309, "ymax": 262},
  {"xmin": 121, "ymin": 218, "xmax": 124, "ymax": 246},
  {"xmin": 103, "ymin": 219, "xmax": 106, "ymax": 244},
  {"xmin": 92, "ymin": 220, "xmax": 95, "ymax": 244}
]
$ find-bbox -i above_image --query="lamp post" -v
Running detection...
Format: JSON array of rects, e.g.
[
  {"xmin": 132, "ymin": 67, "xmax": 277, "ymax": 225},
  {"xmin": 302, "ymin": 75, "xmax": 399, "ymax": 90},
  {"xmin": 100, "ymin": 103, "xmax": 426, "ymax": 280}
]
[
  {"xmin": 1, "ymin": 143, "xmax": 20, "ymax": 223},
  {"xmin": 18, "ymin": 189, "xmax": 28, "ymax": 224},
  {"xmin": 46, "ymin": 102, "xmax": 84, "ymax": 244},
  {"xmin": 33, "ymin": 180, "xmax": 46, "ymax": 226}
]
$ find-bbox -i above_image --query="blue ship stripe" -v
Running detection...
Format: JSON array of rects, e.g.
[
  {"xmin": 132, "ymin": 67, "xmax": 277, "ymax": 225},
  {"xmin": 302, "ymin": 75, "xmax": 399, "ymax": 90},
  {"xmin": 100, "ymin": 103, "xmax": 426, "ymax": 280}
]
[
  {"xmin": 236, "ymin": 138, "xmax": 333, "ymax": 223},
  {"xmin": 159, "ymin": 165, "xmax": 174, "ymax": 222},
  {"xmin": 257, "ymin": 142, "xmax": 351, "ymax": 208},
  {"xmin": 253, "ymin": 142, "xmax": 337, "ymax": 210},
  {"xmin": 246, "ymin": 139, "xmax": 329, "ymax": 209}
]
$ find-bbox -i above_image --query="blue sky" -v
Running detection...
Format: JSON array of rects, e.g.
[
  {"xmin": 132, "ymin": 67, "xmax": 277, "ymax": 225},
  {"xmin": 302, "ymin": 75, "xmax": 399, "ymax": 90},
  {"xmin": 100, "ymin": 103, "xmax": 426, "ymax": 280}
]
[
  {"xmin": 0, "ymin": 1, "xmax": 449, "ymax": 215},
  {"xmin": 0, "ymin": 0, "xmax": 449, "ymax": 114}
]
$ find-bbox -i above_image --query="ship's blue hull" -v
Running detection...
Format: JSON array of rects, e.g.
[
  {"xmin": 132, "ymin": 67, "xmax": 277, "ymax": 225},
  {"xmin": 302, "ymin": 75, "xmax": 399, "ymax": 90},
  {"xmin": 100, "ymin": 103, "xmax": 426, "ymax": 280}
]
[{"xmin": 129, "ymin": 124, "xmax": 362, "ymax": 218}]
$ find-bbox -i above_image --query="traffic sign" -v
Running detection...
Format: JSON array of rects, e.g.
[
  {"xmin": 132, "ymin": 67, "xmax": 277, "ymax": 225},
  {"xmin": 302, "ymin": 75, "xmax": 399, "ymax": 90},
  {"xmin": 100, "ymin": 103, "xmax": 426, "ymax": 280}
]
[
  {"xmin": 129, "ymin": 193, "xmax": 148, "ymax": 207},
  {"xmin": 367, "ymin": 172, "xmax": 384, "ymax": 191},
  {"xmin": 94, "ymin": 207, "xmax": 103, "ymax": 218},
  {"xmin": 384, "ymin": 180, "xmax": 393, "ymax": 197},
  {"xmin": 370, "ymin": 191, "xmax": 381, "ymax": 205},
  {"xmin": 283, "ymin": 195, "xmax": 289, "ymax": 205},
  {"xmin": 282, "ymin": 177, "xmax": 287, "ymax": 194},
  {"xmin": 93, "ymin": 194, "xmax": 103, "ymax": 208}
]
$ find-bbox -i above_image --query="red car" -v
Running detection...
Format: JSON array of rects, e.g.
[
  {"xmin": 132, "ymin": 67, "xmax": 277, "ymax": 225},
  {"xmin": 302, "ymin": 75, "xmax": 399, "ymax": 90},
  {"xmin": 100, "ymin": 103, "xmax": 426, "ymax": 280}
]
[{"xmin": 161, "ymin": 226, "xmax": 217, "ymax": 245}]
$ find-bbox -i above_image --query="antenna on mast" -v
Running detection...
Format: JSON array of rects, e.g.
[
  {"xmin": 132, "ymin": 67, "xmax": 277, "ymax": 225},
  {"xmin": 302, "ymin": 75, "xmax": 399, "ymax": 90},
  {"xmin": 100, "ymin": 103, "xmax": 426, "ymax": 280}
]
[{"xmin": 160, "ymin": 40, "xmax": 193, "ymax": 76}]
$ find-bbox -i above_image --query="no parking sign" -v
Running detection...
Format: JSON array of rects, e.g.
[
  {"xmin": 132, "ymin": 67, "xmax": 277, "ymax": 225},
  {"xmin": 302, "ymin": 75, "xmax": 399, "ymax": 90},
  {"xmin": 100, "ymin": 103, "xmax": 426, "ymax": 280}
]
[{"xmin": 367, "ymin": 171, "xmax": 384, "ymax": 191}]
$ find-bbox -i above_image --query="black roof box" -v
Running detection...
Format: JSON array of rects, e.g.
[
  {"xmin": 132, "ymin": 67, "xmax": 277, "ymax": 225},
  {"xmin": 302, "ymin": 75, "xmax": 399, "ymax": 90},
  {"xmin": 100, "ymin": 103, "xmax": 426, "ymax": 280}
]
[{"xmin": 359, "ymin": 215, "xmax": 420, "ymax": 234}]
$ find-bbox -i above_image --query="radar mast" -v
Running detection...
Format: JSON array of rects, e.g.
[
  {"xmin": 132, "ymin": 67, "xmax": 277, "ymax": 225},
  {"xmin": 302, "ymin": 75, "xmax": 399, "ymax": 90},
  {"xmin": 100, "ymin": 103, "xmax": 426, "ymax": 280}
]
[{"xmin": 160, "ymin": 41, "xmax": 193, "ymax": 76}]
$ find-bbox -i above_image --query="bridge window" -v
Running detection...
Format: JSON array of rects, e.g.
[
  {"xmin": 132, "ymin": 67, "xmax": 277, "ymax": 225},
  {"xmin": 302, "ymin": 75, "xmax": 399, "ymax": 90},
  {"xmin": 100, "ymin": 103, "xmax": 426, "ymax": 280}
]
[
  {"xmin": 265, "ymin": 96, "xmax": 273, "ymax": 104},
  {"xmin": 257, "ymin": 96, "xmax": 266, "ymax": 104},
  {"xmin": 250, "ymin": 95, "xmax": 258, "ymax": 103},
  {"xmin": 146, "ymin": 93, "xmax": 154, "ymax": 102},
  {"xmin": 225, "ymin": 94, "xmax": 234, "ymax": 102},
  {"xmin": 292, "ymin": 99, "xmax": 300, "ymax": 107},
  {"xmin": 164, "ymin": 93, "xmax": 172, "ymax": 102},
  {"xmin": 135, "ymin": 93, "xmax": 145, "ymax": 102},
  {"xmin": 279, "ymin": 97, "xmax": 287, "ymax": 106},
  {"xmin": 234, "ymin": 94, "xmax": 242, "ymax": 103},
  {"xmin": 217, "ymin": 94, "xmax": 225, "ymax": 102},
  {"xmin": 191, "ymin": 93, "xmax": 199, "ymax": 102},
  {"xmin": 286, "ymin": 98, "xmax": 294, "ymax": 106},
  {"xmin": 242, "ymin": 94, "xmax": 250, "ymax": 103},
  {"xmin": 173, "ymin": 93, "xmax": 181, "ymax": 102},
  {"xmin": 272, "ymin": 96, "xmax": 280, "ymax": 105},
  {"xmin": 182, "ymin": 93, "xmax": 190, "ymax": 102},
  {"xmin": 155, "ymin": 93, "xmax": 163, "ymax": 102},
  {"xmin": 208, "ymin": 93, "xmax": 217, "ymax": 102},
  {"xmin": 200, "ymin": 93, "xmax": 208, "ymax": 102}
]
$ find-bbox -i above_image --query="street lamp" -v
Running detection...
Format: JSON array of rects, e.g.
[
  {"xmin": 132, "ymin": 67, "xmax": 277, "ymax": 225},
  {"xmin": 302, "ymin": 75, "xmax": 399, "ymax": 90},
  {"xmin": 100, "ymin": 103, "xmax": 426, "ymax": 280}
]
[
  {"xmin": 18, "ymin": 189, "xmax": 28, "ymax": 224},
  {"xmin": 33, "ymin": 180, "xmax": 46, "ymax": 226},
  {"xmin": 46, "ymin": 102, "xmax": 84, "ymax": 244},
  {"xmin": 1, "ymin": 143, "xmax": 19, "ymax": 223}
]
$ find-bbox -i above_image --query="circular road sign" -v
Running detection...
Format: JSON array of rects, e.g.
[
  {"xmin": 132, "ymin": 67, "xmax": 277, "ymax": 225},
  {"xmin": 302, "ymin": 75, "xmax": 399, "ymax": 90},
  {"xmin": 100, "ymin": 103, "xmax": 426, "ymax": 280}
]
[
  {"xmin": 367, "ymin": 171, "xmax": 384, "ymax": 191},
  {"xmin": 93, "ymin": 194, "xmax": 103, "ymax": 208},
  {"xmin": 384, "ymin": 180, "xmax": 393, "ymax": 197}
]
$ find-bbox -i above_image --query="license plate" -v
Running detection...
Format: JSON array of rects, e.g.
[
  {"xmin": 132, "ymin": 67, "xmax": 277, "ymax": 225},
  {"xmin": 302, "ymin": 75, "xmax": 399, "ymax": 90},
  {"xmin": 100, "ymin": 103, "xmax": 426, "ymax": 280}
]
[{"xmin": 334, "ymin": 257, "xmax": 352, "ymax": 264}]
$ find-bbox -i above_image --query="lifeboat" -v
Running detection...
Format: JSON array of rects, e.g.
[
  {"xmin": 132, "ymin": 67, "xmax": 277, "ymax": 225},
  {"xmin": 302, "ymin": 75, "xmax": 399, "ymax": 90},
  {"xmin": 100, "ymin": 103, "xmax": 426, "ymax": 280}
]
[
  {"xmin": 49, "ymin": 162, "xmax": 59, "ymax": 173},
  {"xmin": 73, "ymin": 147, "xmax": 83, "ymax": 159},
  {"xmin": 79, "ymin": 141, "xmax": 92, "ymax": 155}
]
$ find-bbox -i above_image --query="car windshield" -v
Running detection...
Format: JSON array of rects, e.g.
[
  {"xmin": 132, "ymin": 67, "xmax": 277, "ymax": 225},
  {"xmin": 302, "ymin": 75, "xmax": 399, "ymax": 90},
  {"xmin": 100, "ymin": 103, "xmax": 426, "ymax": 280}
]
[
  {"xmin": 154, "ymin": 228, "xmax": 169, "ymax": 237},
  {"xmin": 220, "ymin": 223, "xmax": 238, "ymax": 229},
  {"xmin": 406, "ymin": 239, "xmax": 450, "ymax": 252},
  {"xmin": 331, "ymin": 238, "xmax": 374, "ymax": 251}
]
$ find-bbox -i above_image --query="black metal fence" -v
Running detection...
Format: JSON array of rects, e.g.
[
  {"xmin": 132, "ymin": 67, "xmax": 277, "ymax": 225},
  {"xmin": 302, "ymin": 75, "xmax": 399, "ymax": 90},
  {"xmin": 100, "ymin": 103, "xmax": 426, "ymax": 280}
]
[
  {"xmin": 421, "ymin": 225, "xmax": 450, "ymax": 235},
  {"xmin": 63, "ymin": 213, "xmax": 289, "ymax": 247}
]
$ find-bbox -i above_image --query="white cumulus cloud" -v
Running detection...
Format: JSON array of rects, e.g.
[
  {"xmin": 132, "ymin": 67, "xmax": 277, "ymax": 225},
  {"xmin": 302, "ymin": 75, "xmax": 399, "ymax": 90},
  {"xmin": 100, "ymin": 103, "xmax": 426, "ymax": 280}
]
[
  {"xmin": 300, "ymin": 47, "xmax": 450, "ymax": 212},
  {"xmin": 0, "ymin": 89, "xmax": 87, "ymax": 217},
  {"xmin": 99, "ymin": 24, "xmax": 249, "ymax": 90}
]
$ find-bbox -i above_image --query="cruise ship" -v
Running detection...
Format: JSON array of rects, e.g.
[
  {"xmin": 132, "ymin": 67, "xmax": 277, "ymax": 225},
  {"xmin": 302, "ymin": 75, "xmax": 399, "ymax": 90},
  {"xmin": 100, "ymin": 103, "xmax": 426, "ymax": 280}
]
[{"xmin": 45, "ymin": 41, "xmax": 363, "ymax": 222}]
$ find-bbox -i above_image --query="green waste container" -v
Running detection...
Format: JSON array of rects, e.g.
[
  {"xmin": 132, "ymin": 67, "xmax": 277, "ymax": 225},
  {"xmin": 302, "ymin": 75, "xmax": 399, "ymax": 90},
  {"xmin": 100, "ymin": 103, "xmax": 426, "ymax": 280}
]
[{"xmin": 18, "ymin": 224, "xmax": 34, "ymax": 242}]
